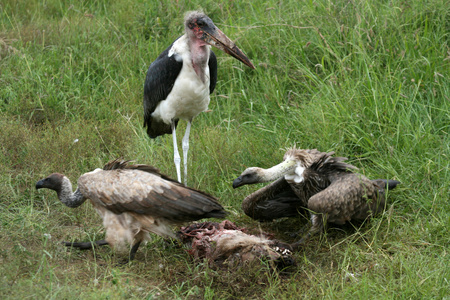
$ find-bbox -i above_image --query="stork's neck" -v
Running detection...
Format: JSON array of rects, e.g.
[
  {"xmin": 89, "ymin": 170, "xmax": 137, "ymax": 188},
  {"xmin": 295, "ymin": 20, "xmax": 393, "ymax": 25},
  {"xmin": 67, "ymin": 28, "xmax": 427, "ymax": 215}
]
[
  {"xmin": 58, "ymin": 176, "xmax": 87, "ymax": 208},
  {"xmin": 188, "ymin": 36, "xmax": 210, "ymax": 82},
  {"xmin": 260, "ymin": 160, "xmax": 298, "ymax": 182}
]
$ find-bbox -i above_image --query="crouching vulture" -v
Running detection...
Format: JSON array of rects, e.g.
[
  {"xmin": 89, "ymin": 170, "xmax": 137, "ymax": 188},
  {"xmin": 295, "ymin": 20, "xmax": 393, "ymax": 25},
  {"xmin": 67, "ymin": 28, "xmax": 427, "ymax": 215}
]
[
  {"xmin": 232, "ymin": 148, "xmax": 400, "ymax": 249},
  {"xmin": 36, "ymin": 159, "xmax": 226, "ymax": 261}
]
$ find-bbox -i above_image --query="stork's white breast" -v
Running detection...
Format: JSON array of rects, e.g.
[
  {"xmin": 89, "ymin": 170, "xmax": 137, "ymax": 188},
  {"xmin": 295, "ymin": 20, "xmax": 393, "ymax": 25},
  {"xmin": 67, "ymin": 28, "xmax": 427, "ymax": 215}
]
[{"xmin": 152, "ymin": 35, "xmax": 211, "ymax": 124}]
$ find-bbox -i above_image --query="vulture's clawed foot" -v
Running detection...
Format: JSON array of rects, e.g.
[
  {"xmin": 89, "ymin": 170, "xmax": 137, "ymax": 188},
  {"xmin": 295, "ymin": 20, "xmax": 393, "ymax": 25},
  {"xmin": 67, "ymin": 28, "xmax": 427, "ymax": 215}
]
[
  {"xmin": 285, "ymin": 223, "xmax": 310, "ymax": 238},
  {"xmin": 285, "ymin": 230, "xmax": 301, "ymax": 239},
  {"xmin": 289, "ymin": 238, "xmax": 307, "ymax": 252},
  {"xmin": 290, "ymin": 215, "xmax": 324, "ymax": 251},
  {"xmin": 114, "ymin": 241, "xmax": 141, "ymax": 266},
  {"xmin": 116, "ymin": 257, "xmax": 133, "ymax": 266},
  {"xmin": 162, "ymin": 238, "xmax": 183, "ymax": 249},
  {"xmin": 289, "ymin": 232, "xmax": 314, "ymax": 251}
]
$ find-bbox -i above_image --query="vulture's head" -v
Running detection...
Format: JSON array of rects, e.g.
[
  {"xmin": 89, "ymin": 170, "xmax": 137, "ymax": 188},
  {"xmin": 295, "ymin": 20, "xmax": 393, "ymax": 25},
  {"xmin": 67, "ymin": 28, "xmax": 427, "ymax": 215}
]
[
  {"xmin": 232, "ymin": 156, "xmax": 302, "ymax": 188},
  {"xmin": 232, "ymin": 167, "xmax": 266, "ymax": 188},
  {"xmin": 36, "ymin": 173, "xmax": 65, "ymax": 193}
]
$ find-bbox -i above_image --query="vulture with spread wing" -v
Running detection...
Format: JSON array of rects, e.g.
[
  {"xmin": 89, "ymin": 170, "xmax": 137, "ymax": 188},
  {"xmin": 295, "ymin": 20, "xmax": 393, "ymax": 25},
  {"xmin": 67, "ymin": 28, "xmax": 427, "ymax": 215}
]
[
  {"xmin": 36, "ymin": 159, "xmax": 226, "ymax": 261},
  {"xmin": 232, "ymin": 148, "xmax": 400, "ymax": 249}
]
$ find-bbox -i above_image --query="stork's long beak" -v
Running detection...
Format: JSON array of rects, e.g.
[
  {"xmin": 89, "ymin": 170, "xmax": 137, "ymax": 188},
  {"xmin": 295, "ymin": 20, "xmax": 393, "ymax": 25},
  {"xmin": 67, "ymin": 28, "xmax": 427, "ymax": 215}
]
[{"xmin": 202, "ymin": 26, "xmax": 255, "ymax": 69}]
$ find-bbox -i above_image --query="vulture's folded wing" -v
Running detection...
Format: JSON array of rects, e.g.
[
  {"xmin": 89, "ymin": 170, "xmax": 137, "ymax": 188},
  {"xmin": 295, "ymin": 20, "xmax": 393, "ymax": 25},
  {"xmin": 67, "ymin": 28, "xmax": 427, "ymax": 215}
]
[
  {"xmin": 307, "ymin": 173, "xmax": 382, "ymax": 224},
  {"xmin": 78, "ymin": 168, "xmax": 226, "ymax": 223}
]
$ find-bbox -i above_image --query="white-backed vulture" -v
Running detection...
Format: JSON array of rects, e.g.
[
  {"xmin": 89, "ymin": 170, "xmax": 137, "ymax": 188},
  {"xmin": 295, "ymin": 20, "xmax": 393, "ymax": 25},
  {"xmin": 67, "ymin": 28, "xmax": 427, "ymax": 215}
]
[
  {"xmin": 232, "ymin": 148, "xmax": 400, "ymax": 249},
  {"xmin": 36, "ymin": 159, "xmax": 226, "ymax": 261}
]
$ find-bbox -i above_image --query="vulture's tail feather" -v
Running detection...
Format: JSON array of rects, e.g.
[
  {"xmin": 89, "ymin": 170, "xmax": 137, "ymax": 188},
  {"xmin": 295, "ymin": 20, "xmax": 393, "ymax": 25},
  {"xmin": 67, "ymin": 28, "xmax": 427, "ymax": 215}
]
[{"xmin": 376, "ymin": 179, "xmax": 401, "ymax": 190}]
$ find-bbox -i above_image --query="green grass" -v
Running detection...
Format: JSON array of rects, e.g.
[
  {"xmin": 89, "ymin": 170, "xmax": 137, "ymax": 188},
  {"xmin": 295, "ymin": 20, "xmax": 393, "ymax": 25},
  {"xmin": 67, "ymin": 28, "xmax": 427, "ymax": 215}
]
[{"xmin": 1, "ymin": 0, "xmax": 449, "ymax": 298}]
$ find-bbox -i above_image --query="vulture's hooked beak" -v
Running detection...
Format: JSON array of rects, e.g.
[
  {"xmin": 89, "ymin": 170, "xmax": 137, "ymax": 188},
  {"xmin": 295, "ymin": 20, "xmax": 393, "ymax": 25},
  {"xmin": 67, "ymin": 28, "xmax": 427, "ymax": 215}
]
[
  {"xmin": 36, "ymin": 178, "xmax": 46, "ymax": 190},
  {"xmin": 232, "ymin": 176, "xmax": 244, "ymax": 189}
]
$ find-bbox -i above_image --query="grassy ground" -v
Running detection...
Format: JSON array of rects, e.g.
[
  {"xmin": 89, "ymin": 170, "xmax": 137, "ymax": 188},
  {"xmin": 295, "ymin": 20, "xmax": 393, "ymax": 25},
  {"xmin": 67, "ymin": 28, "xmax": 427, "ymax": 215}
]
[{"xmin": 1, "ymin": 0, "xmax": 449, "ymax": 298}]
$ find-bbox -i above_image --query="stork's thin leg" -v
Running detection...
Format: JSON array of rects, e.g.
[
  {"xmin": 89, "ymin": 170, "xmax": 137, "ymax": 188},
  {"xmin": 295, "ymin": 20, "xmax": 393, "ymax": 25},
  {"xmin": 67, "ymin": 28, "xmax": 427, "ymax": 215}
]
[
  {"xmin": 63, "ymin": 240, "xmax": 109, "ymax": 250},
  {"xmin": 181, "ymin": 120, "xmax": 192, "ymax": 185},
  {"xmin": 172, "ymin": 121, "xmax": 182, "ymax": 183}
]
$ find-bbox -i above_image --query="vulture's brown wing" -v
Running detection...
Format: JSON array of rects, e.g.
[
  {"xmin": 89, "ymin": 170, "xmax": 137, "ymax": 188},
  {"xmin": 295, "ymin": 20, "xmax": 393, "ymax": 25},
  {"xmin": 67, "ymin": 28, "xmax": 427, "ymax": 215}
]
[
  {"xmin": 306, "ymin": 173, "xmax": 382, "ymax": 224},
  {"xmin": 77, "ymin": 168, "xmax": 226, "ymax": 223},
  {"xmin": 242, "ymin": 177, "xmax": 306, "ymax": 221}
]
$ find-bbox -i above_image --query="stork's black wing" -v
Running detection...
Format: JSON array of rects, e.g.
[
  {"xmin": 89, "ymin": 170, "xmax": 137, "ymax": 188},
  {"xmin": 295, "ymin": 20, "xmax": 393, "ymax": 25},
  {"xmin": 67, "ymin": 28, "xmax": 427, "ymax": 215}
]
[
  {"xmin": 143, "ymin": 39, "xmax": 183, "ymax": 138},
  {"xmin": 208, "ymin": 50, "xmax": 217, "ymax": 94}
]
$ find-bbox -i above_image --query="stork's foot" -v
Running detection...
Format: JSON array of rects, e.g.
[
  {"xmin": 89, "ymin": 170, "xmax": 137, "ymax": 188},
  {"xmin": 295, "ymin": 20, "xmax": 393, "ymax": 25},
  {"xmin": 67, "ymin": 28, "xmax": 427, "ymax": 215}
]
[{"xmin": 63, "ymin": 240, "xmax": 109, "ymax": 250}]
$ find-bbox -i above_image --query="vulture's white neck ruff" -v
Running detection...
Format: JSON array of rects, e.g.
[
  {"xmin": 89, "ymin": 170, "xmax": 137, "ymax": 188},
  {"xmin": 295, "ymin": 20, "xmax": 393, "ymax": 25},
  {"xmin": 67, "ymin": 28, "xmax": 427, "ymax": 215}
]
[
  {"xmin": 284, "ymin": 165, "xmax": 305, "ymax": 183},
  {"xmin": 280, "ymin": 154, "xmax": 306, "ymax": 184}
]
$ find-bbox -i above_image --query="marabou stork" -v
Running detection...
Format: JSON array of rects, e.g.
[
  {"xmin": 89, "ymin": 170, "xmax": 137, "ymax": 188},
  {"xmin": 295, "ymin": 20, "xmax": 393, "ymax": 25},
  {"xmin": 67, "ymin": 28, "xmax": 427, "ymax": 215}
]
[
  {"xmin": 143, "ymin": 11, "xmax": 255, "ymax": 184},
  {"xmin": 232, "ymin": 148, "xmax": 400, "ymax": 250},
  {"xmin": 36, "ymin": 159, "xmax": 226, "ymax": 261}
]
